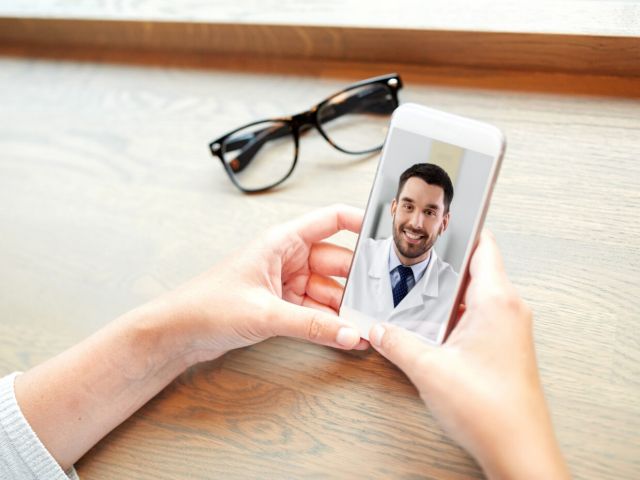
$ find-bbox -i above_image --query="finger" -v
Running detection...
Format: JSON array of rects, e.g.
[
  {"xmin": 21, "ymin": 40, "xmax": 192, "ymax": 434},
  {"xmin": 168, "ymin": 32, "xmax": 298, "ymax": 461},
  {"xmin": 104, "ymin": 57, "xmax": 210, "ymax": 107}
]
[
  {"xmin": 282, "ymin": 273, "xmax": 308, "ymax": 305},
  {"xmin": 465, "ymin": 230, "xmax": 511, "ymax": 306},
  {"xmin": 369, "ymin": 323, "xmax": 435, "ymax": 380},
  {"xmin": 302, "ymin": 297, "xmax": 370, "ymax": 351},
  {"xmin": 301, "ymin": 295, "xmax": 337, "ymax": 315},
  {"xmin": 308, "ymin": 242, "xmax": 354, "ymax": 278},
  {"xmin": 305, "ymin": 273, "xmax": 344, "ymax": 312},
  {"xmin": 468, "ymin": 229, "xmax": 508, "ymax": 286},
  {"xmin": 270, "ymin": 299, "xmax": 362, "ymax": 349},
  {"xmin": 289, "ymin": 204, "xmax": 364, "ymax": 245},
  {"xmin": 440, "ymin": 303, "xmax": 466, "ymax": 343}
]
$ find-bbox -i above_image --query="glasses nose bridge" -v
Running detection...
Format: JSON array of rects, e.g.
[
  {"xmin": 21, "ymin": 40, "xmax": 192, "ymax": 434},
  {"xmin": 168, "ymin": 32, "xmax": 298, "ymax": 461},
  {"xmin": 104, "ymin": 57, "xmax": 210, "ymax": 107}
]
[{"xmin": 291, "ymin": 110, "xmax": 317, "ymax": 130}]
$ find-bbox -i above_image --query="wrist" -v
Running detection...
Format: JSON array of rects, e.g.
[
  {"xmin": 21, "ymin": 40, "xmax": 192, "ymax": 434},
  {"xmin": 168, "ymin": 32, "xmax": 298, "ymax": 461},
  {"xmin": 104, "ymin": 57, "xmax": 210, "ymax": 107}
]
[
  {"xmin": 13, "ymin": 296, "xmax": 216, "ymax": 471},
  {"xmin": 118, "ymin": 296, "xmax": 221, "ymax": 375},
  {"xmin": 471, "ymin": 402, "xmax": 569, "ymax": 479}
]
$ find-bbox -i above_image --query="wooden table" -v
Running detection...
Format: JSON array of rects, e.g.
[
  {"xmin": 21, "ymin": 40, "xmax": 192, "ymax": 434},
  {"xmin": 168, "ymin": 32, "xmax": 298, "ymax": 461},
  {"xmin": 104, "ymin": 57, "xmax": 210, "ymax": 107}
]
[{"xmin": 0, "ymin": 8, "xmax": 639, "ymax": 478}]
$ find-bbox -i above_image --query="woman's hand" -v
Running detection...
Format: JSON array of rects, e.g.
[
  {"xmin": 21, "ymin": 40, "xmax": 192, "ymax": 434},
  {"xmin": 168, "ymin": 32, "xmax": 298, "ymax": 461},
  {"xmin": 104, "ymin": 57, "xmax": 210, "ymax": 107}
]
[
  {"xmin": 14, "ymin": 204, "xmax": 366, "ymax": 472},
  {"xmin": 368, "ymin": 231, "xmax": 570, "ymax": 479},
  {"xmin": 160, "ymin": 203, "xmax": 368, "ymax": 361}
]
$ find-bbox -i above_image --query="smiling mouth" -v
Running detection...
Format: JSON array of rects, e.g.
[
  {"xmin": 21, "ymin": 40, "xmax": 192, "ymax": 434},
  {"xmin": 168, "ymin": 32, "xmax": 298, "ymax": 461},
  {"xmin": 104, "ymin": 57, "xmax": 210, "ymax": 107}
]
[{"xmin": 402, "ymin": 229, "xmax": 425, "ymax": 244}]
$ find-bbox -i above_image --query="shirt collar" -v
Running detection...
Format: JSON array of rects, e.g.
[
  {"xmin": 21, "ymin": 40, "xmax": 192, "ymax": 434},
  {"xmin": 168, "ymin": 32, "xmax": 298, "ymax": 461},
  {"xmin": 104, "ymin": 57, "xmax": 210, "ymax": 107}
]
[{"xmin": 388, "ymin": 242, "xmax": 432, "ymax": 284}]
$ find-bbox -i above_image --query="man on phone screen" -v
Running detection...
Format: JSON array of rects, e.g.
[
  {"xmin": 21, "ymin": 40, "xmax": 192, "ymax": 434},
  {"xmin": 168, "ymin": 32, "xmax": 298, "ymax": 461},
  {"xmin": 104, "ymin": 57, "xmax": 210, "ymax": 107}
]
[{"xmin": 343, "ymin": 163, "xmax": 459, "ymax": 341}]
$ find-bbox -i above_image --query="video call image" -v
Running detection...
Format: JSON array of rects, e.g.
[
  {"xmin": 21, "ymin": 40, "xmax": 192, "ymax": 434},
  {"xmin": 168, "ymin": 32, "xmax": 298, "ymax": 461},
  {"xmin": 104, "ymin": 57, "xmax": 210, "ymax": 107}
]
[{"xmin": 341, "ymin": 128, "xmax": 494, "ymax": 343}]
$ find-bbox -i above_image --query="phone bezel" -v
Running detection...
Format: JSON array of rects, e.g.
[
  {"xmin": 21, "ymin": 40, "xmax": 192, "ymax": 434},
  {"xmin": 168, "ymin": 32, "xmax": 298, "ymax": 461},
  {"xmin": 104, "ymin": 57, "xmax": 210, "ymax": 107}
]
[{"xmin": 339, "ymin": 102, "xmax": 506, "ymax": 344}]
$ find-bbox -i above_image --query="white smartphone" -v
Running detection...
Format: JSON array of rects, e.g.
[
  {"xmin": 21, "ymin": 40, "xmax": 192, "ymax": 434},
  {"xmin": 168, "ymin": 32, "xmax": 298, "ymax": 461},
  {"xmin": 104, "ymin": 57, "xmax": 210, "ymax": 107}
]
[{"xmin": 340, "ymin": 103, "xmax": 505, "ymax": 344}]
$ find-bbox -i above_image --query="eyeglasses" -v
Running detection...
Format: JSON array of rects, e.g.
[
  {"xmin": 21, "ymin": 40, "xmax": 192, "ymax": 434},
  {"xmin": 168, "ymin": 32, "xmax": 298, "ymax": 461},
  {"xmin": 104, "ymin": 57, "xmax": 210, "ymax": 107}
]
[{"xmin": 209, "ymin": 73, "xmax": 403, "ymax": 193}]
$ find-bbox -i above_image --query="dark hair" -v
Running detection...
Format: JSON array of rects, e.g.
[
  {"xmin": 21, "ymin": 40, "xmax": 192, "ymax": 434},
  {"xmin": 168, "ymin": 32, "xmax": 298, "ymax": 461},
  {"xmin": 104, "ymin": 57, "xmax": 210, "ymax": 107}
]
[{"xmin": 396, "ymin": 163, "xmax": 454, "ymax": 213}]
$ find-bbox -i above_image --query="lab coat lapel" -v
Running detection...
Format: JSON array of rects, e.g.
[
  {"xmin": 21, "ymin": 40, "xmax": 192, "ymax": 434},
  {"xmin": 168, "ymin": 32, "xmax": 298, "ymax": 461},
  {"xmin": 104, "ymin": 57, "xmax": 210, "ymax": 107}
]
[
  {"xmin": 390, "ymin": 249, "xmax": 440, "ymax": 317},
  {"xmin": 368, "ymin": 238, "xmax": 394, "ymax": 314}
]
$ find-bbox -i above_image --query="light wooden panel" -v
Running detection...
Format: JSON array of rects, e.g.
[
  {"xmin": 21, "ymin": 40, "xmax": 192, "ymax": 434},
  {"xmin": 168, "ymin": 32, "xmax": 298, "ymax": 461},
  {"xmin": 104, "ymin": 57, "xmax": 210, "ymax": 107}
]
[
  {"xmin": 0, "ymin": 56, "xmax": 639, "ymax": 479},
  {"xmin": 1, "ymin": 43, "xmax": 639, "ymax": 99},
  {"xmin": 0, "ymin": 18, "xmax": 634, "ymax": 77},
  {"xmin": 1, "ymin": 0, "xmax": 639, "ymax": 36}
]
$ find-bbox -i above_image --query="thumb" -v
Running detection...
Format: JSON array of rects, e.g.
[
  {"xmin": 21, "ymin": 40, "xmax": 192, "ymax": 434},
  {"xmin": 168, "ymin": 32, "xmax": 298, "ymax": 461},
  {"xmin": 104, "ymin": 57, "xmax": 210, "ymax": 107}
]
[
  {"xmin": 269, "ymin": 298, "xmax": 362, "ymax": 350},
  {"xmin": 369, "ymin": 323, "xmax": 436, "ymax": 380}
]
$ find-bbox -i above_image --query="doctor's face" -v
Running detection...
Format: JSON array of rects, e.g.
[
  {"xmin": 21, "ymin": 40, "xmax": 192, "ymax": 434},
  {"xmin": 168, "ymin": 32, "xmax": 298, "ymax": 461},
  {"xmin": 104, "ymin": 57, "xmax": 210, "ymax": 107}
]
[{"xmin": 391, "ymin": 177, "xmax": 450, "ymax": 265}]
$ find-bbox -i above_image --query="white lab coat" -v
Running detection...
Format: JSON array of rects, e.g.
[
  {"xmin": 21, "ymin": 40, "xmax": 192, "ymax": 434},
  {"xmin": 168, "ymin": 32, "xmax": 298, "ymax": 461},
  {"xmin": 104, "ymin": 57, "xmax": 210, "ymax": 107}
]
[{"xmin": 342, "ymin": 237, "xmax": 459, "ymax": 341}]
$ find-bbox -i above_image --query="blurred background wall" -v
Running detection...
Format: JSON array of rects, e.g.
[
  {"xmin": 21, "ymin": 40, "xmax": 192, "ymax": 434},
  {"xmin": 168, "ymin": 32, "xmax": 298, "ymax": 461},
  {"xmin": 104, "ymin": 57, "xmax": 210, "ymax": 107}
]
[{"xmin": 360, "ymin": 128, "xmax": 492, "ymax": 272}]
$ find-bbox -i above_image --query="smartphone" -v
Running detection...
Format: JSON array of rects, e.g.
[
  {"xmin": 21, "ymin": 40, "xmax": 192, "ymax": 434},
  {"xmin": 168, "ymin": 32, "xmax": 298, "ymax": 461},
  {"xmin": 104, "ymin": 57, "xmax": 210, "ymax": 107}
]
[{"xmin": 340, "ymin": 103, "xmax": 505, "ymax": 344}]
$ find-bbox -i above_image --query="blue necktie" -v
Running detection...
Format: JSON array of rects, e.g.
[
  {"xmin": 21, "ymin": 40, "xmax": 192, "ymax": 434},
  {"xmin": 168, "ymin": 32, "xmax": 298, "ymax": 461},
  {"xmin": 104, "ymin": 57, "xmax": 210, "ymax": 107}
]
[{"xmin": 392, "ymin": 265, "xmax": 415, "ymax": 307}]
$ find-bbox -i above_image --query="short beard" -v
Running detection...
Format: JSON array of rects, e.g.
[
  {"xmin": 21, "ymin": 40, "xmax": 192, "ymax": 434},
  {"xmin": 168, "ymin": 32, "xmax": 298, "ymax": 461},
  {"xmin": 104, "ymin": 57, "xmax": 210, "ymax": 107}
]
[{"xmin": 392, "ymin": 223, "xmax": 436, "ymax": 260}]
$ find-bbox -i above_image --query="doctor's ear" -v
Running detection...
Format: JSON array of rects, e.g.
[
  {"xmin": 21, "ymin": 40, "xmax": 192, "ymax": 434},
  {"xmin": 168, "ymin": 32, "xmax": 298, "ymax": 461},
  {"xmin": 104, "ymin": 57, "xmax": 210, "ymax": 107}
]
[
  {"xmin": 390, "ymin": 198, "xmax": 397, "ymax": 216},
  {"xmin": 440, "ymin": 211, "xmax": 451, "ymax": 234}
]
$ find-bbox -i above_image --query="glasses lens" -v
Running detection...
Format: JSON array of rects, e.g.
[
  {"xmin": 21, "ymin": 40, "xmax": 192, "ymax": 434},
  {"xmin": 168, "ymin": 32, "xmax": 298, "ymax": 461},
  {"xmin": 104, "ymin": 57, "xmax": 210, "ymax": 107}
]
[
  {"xmin": 221, "ymin": 121, "xmax": 296, "ymax": 191},
  {"xmin": 317, "ymin": 83, "xmax": 396, "ymax": 154}
]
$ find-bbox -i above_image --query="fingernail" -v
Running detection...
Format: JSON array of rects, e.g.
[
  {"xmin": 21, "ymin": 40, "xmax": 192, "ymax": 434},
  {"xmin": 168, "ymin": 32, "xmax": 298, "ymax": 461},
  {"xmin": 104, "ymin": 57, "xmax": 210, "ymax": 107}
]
[
  {"xmin": 336, "ymin": 327, "xmax": 360, "ymax": 347},
  {"xmin": 370, "ymin": 325, "xmax": 386, "ymax": 348}
]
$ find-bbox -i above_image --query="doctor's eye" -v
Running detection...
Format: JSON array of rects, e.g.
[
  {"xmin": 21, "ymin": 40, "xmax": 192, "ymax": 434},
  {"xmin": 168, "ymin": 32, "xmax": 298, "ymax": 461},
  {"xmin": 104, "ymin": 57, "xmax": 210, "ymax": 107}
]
[{"xmin": 402, "ymin": 203, "xmax": 413, "ymax": 211}]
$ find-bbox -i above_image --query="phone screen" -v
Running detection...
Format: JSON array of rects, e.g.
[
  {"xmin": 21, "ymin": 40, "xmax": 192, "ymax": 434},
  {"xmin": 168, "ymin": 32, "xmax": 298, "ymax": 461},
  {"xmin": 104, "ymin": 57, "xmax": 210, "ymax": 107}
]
[{"xmin": 341, "ymin": 125, "xmax": 498, "ymax": 344}]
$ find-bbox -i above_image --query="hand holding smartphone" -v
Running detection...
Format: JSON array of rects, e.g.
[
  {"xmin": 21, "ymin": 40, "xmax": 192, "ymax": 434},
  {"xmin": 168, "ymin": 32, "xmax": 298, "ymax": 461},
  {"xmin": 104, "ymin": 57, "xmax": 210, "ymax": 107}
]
[{"xmin": 340, "ymin": 103, "xmax": 505, "ymax": 344}]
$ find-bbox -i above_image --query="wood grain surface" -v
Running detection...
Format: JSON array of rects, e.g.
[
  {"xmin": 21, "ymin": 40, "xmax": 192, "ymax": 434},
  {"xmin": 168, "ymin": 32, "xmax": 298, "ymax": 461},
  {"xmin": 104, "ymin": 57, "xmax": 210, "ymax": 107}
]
[
  {"xmin": 2, "ymin": 0, "xmax": 639, "ymax": 37},
  {"xmin": 0, "ymin": 53, "xmax": 639, "ymax": 479},
  {"xmin": 1, "ymin": 1, "xmax": 640, "ymax": 78},
  {"xmin": 1, "ymin": 43, "xmax": 639, "ymax": 100}
]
